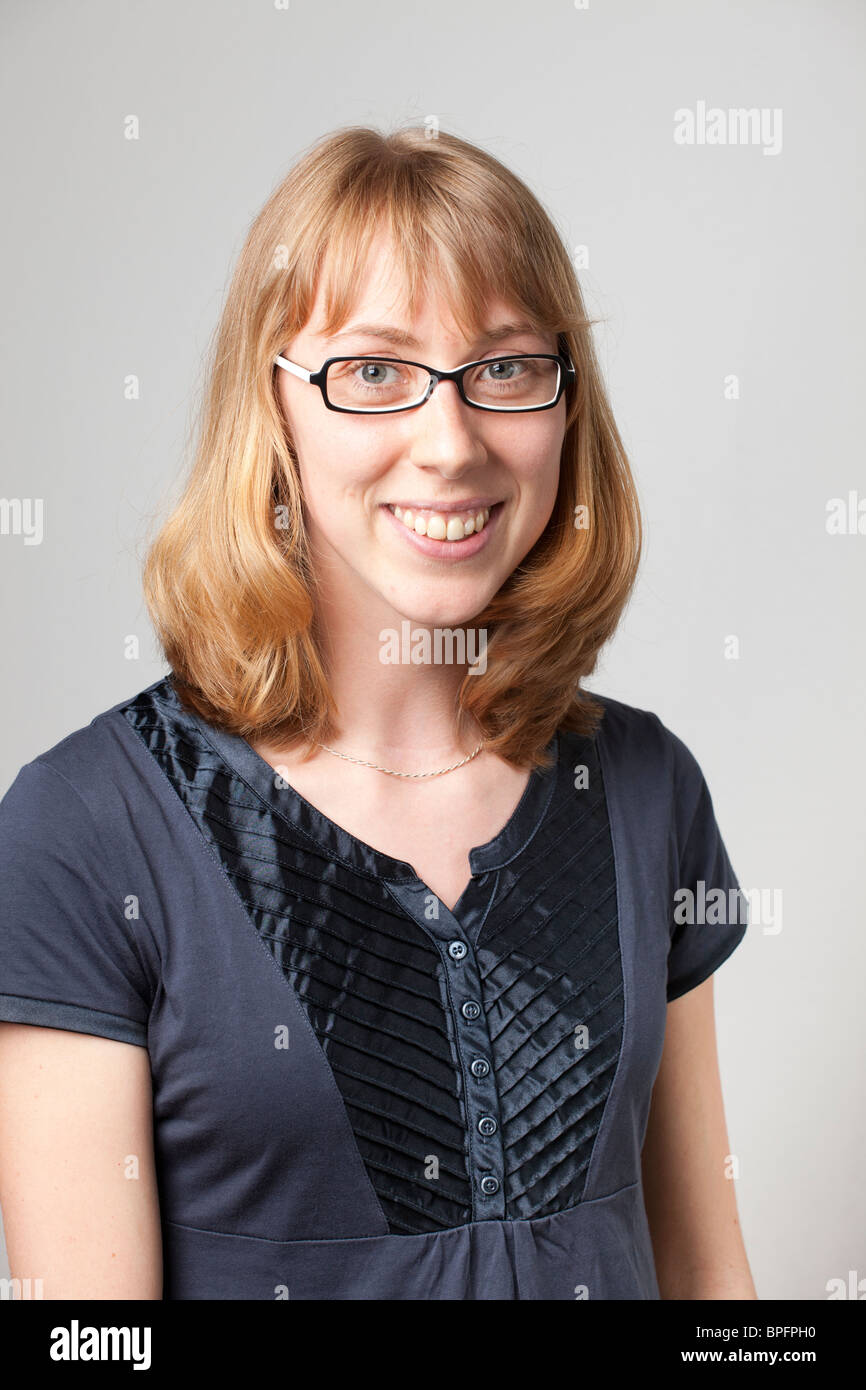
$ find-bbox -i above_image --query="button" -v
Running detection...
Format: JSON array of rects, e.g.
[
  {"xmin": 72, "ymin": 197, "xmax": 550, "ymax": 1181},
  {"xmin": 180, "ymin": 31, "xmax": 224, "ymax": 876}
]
[
  {"xmin": 470, "ymin": 1057, "xmax": 490, "ymax": 1078},
  {"xmin": 480, "ymin": 1175, "xmax": 500, "ymax": 1196},
  {"xmin": 461, "ymin": 1000, "xmax": 481, "ymax": 1021},
  {"xmin": 448, "ymin": 940, "xmax": 467, "ymax": 961},
  {"xmin": 477, "ymin": 1115, "xmax": 497, "ymax": 1136}
]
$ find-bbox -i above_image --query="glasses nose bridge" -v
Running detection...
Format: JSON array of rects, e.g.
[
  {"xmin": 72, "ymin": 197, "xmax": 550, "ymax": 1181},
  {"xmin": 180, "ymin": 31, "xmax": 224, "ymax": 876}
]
[{"xmin": 421, "ymin": 363, "xmax": 468, "ymax": 406}]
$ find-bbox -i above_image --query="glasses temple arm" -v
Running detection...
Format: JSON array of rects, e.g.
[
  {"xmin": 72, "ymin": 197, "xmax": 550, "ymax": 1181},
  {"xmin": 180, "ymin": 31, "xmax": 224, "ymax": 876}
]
[{"xmin": 274, "ymin": 355, "xmax": 311, "ymax": 382}]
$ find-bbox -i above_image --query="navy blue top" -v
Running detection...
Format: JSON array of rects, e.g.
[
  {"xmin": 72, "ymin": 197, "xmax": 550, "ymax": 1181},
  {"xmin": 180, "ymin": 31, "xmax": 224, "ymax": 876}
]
[{"xmin": 0, "ymin": 676, "xmax": 748, "ymax": 1299}]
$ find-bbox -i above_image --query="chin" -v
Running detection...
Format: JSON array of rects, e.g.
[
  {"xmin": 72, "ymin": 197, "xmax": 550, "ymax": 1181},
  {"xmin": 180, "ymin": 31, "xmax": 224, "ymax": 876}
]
[{"xmin": 383, "ymin": 572, "xmax": 502, "ymax": 627}]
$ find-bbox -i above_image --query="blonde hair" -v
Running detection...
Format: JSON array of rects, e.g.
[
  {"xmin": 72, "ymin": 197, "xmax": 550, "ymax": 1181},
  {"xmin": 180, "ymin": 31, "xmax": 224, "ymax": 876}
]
[{"xmin": 142, "ymin": 123, "xmax": 642, "ymax": 771}]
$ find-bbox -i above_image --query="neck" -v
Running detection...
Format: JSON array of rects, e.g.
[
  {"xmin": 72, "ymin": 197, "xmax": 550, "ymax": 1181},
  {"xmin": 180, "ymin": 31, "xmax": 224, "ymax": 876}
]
[{"xmin": 315, "ymin": 594, "xmax": 484, "ymax": 762}]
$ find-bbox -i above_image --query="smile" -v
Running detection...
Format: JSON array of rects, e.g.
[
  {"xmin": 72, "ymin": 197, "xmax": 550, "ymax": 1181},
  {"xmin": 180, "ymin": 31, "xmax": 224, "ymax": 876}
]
[
  {"xmin": 380, "ymin": 501, "xmax": 505, "ymax": 559},
  {"xmin": 388, "ymin": 503, "xmax": 492, "ymax": 540}
]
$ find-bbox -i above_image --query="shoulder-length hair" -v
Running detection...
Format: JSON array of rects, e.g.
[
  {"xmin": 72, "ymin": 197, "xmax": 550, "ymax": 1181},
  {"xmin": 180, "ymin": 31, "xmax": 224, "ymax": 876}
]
[{"xmin": 142, "ymin": 123, "xmax": 642, "ymax": 771}]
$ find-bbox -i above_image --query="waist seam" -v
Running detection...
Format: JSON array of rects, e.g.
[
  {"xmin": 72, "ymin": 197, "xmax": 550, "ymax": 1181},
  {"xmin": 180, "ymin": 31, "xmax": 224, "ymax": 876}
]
[{"xmin": 163, "ymin": 1178, "xmax": 641, "ymax": 1247}]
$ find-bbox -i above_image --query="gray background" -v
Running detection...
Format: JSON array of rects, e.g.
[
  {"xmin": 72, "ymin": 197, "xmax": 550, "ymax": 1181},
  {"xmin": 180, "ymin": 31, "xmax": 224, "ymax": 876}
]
[{"xmin": 1, "ymin": 0, "xmax": 864, "ymax": 1300}]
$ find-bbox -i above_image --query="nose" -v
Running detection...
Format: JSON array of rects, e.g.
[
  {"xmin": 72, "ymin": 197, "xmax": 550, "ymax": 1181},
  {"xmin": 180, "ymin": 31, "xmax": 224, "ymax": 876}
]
[{"xmin": 406, "ymin": 376, "xmax": 487, "ymax": 475}]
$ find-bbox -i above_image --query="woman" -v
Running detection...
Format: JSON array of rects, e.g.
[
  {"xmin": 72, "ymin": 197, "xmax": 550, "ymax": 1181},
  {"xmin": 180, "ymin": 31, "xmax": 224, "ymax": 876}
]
[{"xmin": 0, "ymin": 124, "xmax": 755, "ymax": 1300}]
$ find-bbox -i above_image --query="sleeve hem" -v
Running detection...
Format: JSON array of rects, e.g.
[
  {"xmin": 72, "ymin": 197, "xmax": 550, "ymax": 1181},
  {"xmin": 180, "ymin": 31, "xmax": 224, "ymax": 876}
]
[
  {"xmin": 0, "ymin": 993, "xmax": 148, "ymax": 1047},
  {"xmin": 666, "ymin": 922, "xmax": 748, "ymax": 1002}
]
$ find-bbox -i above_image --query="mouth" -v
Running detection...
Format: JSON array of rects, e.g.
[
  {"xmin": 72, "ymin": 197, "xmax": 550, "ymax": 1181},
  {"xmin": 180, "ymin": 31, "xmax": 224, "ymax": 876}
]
[
  {"xmin": 379, "ymin": 500, "xmax": 505, "ymax": 559},
  {"xmin": 385, "ymin": 501, "xmax": 501, "ymax": 541}
]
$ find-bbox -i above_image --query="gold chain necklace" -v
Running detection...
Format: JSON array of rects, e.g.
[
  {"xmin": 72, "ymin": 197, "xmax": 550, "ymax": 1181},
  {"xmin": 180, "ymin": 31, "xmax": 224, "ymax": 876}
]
[{"xmin": 314, "ymin": 739, "xmax": 485, "ymax": 779}]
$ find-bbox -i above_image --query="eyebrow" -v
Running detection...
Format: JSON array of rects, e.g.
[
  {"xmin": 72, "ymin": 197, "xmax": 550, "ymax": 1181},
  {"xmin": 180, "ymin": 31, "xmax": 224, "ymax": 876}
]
[{"xmin": 325, "ymin": 320, "xmax": 547, "ymax": 350}]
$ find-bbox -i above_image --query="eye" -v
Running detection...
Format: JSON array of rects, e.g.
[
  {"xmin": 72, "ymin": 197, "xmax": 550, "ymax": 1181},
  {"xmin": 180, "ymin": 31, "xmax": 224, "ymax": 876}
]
[
  {"xmin": 330, "ymin": 358, "xmax": 408, "ymax": 387},
  {"xmin": 355, "ymin": 360, "xmax": 402, "ymax": 386},
  {"xmin": 479, "ymin": 358, "xmax": 527, "ymax": 381}
]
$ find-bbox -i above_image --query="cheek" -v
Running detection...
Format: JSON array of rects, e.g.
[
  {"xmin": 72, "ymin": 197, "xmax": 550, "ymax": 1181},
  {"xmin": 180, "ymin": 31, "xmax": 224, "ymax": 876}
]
[
  {"xmin": 508, "ymin": 425, "xmax": 563, "ymax": 499},
  {"xmin": 289, "ymin": 415, "xmax": 365, "ymax": 490},
  {"xmin": 279, "ymin": 380, "xmax": 359, "ymax": 481},
  {"xmin": 294, "ymin": 424, "xmax": 398, "ymax": 525}
]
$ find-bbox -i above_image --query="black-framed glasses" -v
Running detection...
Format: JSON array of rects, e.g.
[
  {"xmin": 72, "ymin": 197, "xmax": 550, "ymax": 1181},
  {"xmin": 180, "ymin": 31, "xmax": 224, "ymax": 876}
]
[{"xmin": 273, "ymin": 350, "xmax": 575, "ymax": 414}]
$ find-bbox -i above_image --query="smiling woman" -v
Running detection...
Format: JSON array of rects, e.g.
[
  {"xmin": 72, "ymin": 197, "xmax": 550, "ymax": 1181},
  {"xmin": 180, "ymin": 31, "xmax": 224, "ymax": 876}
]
[{"xmin": 0, "ymin": 123, "xmax": 754, "ymax": 1301}]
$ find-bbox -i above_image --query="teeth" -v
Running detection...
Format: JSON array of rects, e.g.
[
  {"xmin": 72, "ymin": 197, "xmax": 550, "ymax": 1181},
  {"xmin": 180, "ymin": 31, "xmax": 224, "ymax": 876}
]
[{"xmin": 391, "ymin": 505, "xmax": 492, "ymax": 540}]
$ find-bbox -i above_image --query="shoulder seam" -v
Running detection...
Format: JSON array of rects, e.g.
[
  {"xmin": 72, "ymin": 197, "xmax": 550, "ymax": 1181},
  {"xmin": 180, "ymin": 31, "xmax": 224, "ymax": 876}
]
[{"xmin": 30, "ymin": 756, "xmax": 100, "ymax": 811}]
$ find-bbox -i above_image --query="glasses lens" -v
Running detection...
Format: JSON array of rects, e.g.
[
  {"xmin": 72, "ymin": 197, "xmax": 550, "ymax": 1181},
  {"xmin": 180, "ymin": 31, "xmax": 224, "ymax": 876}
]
[
  {"xmin": 464, "ymin": 356, "xmax": 560, "ymax": 409},
  {"xmin": 326, "ymin": 358, "xmax": 429, "ymax": 411}
]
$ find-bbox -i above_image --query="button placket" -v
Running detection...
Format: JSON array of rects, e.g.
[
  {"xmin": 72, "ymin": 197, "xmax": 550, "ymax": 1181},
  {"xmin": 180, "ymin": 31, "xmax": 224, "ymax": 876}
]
[
  {"xmin": 440, "ymin": 932, "xmax": 506, "ymax": 1221},
  {"xmin": 383, "ymin": 879, "xmax": 507, "ymax": 1221}
]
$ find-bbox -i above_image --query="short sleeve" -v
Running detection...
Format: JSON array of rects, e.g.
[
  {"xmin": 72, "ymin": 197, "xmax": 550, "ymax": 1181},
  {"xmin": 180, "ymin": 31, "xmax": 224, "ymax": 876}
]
[
  {"xmin": 0, "ymin": 759, "xmax": 151, "ymax": 1045},
  {"xmin": 665, "ymin": 730, "xmax": 749, "ymax": 1002}
]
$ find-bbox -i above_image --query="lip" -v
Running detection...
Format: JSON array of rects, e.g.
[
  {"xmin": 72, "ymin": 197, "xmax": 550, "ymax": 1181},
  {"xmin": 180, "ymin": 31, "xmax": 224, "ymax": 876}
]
[
  {"xmin": 380, "ymin": 500, "xmax": 505, "ymax": 560},
  {"xmin": 384, "ymin": 497, "xmax": 502, "ymax": 513}
]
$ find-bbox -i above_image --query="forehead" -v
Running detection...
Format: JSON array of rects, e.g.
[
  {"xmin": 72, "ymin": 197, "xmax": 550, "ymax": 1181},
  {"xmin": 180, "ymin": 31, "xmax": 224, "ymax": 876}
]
[{"xmin": 304, "ymin": 228, "xmax": 541, "ymax": 347}]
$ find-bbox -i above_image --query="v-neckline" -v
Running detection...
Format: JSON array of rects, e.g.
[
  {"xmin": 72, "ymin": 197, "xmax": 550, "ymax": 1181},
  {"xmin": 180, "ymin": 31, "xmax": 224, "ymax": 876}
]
[{"xmin": 157, "ymin": 677, "xmax": 561, "ymax": 900}]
